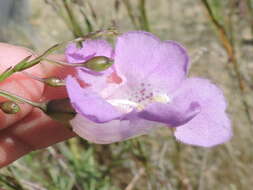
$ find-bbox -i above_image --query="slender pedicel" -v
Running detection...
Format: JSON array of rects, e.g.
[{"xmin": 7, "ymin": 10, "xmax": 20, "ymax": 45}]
[
  {"xmin": 44, "ymin": 56, "xmax": 113, "ymax": 72},
  {"xmin": 0, "ymin": 28, "xmax": 119, "ymax": 82},
  {"xmin": 0, "ymin": 89, "xmax": 46, "ymax": 112},
  {"xmin": 0, "ymin": 89, "xmax": 76, "ymax": 124},
  {"xmin": 22, "ymin": 71, "xmax": 65, "ymax": 87}
]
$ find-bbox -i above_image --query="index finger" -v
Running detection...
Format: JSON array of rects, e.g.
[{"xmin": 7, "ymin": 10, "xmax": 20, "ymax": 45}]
[{"xmin": 0, "ymin": 43, "xmax": 45, "ymax": 129}]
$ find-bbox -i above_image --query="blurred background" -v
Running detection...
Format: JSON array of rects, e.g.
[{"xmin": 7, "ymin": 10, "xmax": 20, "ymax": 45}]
[{"xmin": 0, "ymin": 0, "xmax": 253, "ymax": 189}]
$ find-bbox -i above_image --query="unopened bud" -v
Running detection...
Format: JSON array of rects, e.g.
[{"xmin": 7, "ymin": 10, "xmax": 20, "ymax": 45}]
[
  {"xmin": 22, "ymin": 71, "xmax": 65, "ymax": 87},
  {"xmin": 44, "ymin": 77, "xmax": 65, "ymax": 87},
  {"xmin": 44, "ymin": 56, "xmax": 113, "ymax": 72},
  {"xmin": 84, "ymin": 56, "xmax": 113, "ymax": 72},
  {"xmin": 0, "ymin": 101, "xmax": 20, "ymax": 114},
  {"xmin": 45, "ymin": 98, "xmax": 76, "ymax": 123}
]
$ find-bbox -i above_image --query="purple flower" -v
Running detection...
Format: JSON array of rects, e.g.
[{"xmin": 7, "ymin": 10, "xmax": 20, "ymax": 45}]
[
  {"xmin": 65, "ymin": 31, "xmax": 232, "ymax": 147},
  {"xmin": 66, "ymin": 39, "xmax": 114, "ymax": 63}
]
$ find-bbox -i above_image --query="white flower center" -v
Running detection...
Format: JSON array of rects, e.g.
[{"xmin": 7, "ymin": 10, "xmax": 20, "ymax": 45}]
[
  {"xmin": 107, "ymin": 92, "xmax": 170, "ymax": 113},
  {"xmin": 105, "ymin": 82, "xmax": 171, "ymax": 113},
  {"xmin": 152, "ymin": 94, "xmax": 171, "ymax": 103},
  {"xmin": 107, "ymin": 99, "xmax": 144, "ymax": 112}
]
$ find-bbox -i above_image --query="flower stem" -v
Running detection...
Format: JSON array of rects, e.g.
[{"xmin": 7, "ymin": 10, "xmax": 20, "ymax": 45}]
[
  {"xmin": 122, "ymin": 0, "xmax": 140, "ymax": 29},
  {"xmin": 0, "ymin": 89, "xmax": 47, "ymax": 112},
  {"xmin": 44, "ymin": 56, "xmax": 114, "ymax": 72},
  {"xmin": 246, "ymin": 0, "xmax": 253, "ymax": 38},
  {"xmin": 62, "ymin": 0, "xmax": 84, "ymax": 38},
  {"xmin": 138, "ymin": 0, "xmax": 150, "ymax": 31},
  {"xmin": 22, "ymin": 71, "xmax": 65, "ymax": 87},
  {"xmin": 197, "ymin": 149, "xmax": 209, "ymax": 190},
  {"xmin": 0, "ymin": 29, "xmax": 119, "ymax": 82},
  {"xmin": 201, "ymin": 0, "xmax": 253, "ymax": 126}
]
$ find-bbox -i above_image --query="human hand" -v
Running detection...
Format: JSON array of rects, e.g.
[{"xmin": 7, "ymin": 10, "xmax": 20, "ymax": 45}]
[{"xmin": 0, "ymin": 43, "xmax": 76, "ymax": 168}]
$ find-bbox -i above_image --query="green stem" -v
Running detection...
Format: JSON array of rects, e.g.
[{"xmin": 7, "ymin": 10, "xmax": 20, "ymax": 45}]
[
  {"xmin": 63, "ymin": 0, "xmax": 84, "ymax": 38},
  {"xmin": 138, "ymin": 0, "xmax": 150, "ymax": 31},
  {"xmin": 44, "ymin": 56, "xmax": 114, "ymax": 72},
  {"xmin": 0, "ymin": 44, "xmax": 61, "ymax": 82},
  {"xmin": 0, "ymin": 89, "xmax": 46, "ymax": 112},
  {"xmin": 122, "ymin": 0, "xmax": 140, "ymax": 29},
  {"xmin": 201, "ymin": 0, "xmax": 253, "ymax": 126},
  {"xmin": 0, "ymin": 29, "xmax": 119, "ymax": 82},
  {"xmin": 22, "ymin": 71, "xmax": 65, "ymax": 87},
  {"xmin": 246, "ymin": 0, "xmax": 253, "ymax": 38},
  {"xmin": 197, "ymin": 150, "xmax": 209, "ymax": 190},
  {"xmin": 0, "ymin": 175, "xmax": 24, "ymax": 190},
  {"xmin": 82, "ymin": 10, "xmax": 93, "ymax": 33},
  {"xmin": 45, "ymin": 0, "xmax": 75, "ymax": 34},
  {"xmin": 43, "ymin": 58, "xmax": 69, "ymax": 66}
]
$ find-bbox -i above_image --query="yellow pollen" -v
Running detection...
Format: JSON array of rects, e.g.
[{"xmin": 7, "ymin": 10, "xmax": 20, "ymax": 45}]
[
  {"xmin": 152, "ymin": 94, "xmax": 171, "ymax": 103},
  {"xmin": 107, "ymin": 99, "xmax": 144, "ymax": 112}
]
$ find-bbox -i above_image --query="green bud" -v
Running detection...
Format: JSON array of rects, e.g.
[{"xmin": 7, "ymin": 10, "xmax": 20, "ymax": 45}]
[
  {"xmin": 44, "ymin": 77, "xmax": 65, "ymax": 87},
  {"xmin": 0, "ymin": 101, "xmax": 20, "ymax": 114},
  {"xmin": 84, "ymin": 56, "xmax": 113, "ymax": 72},
  {"xmin": 45, "ymin": 98, "xmax": 76, "ymax": 123}
]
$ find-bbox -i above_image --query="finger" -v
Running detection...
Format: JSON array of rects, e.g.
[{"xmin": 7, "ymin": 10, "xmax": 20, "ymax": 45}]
[
  {"xmin": 0, "ymin": 108, "xmax": 76, "ymax": 167},
  {"xmin": 0, "ymin": 55, "xmax": 77, "ymax": 167},
  {"xmin": 0, "ymin": 43, "xmax": 45, "ymax": 129},
  {"xmin": 0, "ymin": 48, "xmax": 79, "ymax": 166}
]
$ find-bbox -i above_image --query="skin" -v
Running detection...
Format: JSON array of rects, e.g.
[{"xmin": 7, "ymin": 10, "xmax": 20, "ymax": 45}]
[{"xmin": 0, "ymin": 43, "xmax": 76, "ymax": 168}]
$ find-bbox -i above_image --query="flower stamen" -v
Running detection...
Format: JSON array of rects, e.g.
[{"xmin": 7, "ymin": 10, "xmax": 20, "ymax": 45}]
[
  {"xmin": 152, "ymin": 94, "xmax": 171, "ymax": 103},
  {"xmin": 107, "ymin": 99, "xmax": 144, "ymax": 112}
]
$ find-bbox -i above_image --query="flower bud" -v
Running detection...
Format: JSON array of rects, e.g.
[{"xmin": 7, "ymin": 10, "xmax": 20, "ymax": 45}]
[
  {"xmin": 45, "ymin": 98, "xmax": 76, "ymax": 123},
  {"xmin": 84, "ymin": 56, "xmax": 113, "ymax": 72},
  {"xmin": 44, "ymin": 77, "xmax": 65, "ymax": 87},
  {"xmin": 0, "ymin": 101, "xmax": 20, "ymax": 114}
]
